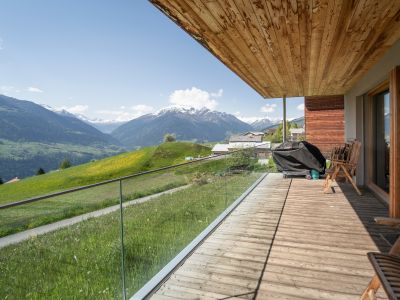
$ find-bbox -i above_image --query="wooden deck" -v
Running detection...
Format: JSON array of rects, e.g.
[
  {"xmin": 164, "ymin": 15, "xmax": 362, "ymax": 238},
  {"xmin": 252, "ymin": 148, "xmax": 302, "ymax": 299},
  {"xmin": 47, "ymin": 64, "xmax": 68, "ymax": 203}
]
[{"xmin": 150, "ymin": 173, "xmax": 395, "ymax": 300}]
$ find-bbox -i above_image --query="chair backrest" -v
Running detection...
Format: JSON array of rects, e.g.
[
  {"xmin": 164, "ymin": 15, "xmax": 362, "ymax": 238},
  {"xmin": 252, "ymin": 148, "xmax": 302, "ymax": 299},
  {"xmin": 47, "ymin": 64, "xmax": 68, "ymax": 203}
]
[
  {"xmin": 348, "ymin": 140, "xmax": 361, "ymax": 167},
  {"xmin": 329, "ymin": 140, "xmax": 361, "ymax": 168}
]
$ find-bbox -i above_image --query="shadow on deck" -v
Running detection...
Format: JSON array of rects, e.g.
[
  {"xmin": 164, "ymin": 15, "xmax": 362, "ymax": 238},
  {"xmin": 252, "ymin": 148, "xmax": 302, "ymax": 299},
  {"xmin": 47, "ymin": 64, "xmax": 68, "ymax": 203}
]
[{"xmin": 149, "ymin": 173, "xmax": 396, "ymax": 300}]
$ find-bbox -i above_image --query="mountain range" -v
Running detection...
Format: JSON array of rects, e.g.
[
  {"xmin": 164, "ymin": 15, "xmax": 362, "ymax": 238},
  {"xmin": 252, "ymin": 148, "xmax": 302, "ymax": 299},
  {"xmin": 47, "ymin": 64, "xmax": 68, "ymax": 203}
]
[
  {"xmin": 111, "ymin": 107, "xmax": 254, "ymax": 149},
  {"xmin": 0, "ymin": 95, "xmax": 124, "ymax": 180},
  {"xmin": 0, "ymin": 94, "xmax": 304, "ymax": 180}
]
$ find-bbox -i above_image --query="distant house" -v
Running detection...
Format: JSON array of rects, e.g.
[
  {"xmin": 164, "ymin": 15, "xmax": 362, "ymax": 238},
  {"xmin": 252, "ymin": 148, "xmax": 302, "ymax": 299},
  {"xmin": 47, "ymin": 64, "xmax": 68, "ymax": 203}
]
[
  {"xmin": 211, "ymin": 143, "xmax": 230, "ymax": 155},
  {"xmin": 212, "ymin": 133, "xmax": 271, "ymax": 158},
  {"xmin": 228, "ymin": 134, "xmax": 263, "ymax": 148},
  {"xmin": 290, "ymin": 128, "xmax": 305, "ymax": 141},
  {"xmin": 5, "ymin": 177, "xmax": 20, "ymax": 184},
  {"xmin": 241, "ymin": 131, "xmax": 265, "ymax": 137}
]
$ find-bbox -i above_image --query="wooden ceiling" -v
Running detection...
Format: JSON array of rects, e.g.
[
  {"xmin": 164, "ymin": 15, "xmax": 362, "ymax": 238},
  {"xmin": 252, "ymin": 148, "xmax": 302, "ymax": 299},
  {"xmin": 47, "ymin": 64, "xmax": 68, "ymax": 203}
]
[{"xmin": 150, "ymin": 0, "xmax": 400, "ymax": 98}]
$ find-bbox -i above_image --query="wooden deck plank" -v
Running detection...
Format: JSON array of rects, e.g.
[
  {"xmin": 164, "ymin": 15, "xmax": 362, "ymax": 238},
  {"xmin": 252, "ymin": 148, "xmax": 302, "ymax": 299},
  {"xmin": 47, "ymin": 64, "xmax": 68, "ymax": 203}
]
[{"xmin": 150, "ymin": 174, "xmax": 395, "ymax": 300}]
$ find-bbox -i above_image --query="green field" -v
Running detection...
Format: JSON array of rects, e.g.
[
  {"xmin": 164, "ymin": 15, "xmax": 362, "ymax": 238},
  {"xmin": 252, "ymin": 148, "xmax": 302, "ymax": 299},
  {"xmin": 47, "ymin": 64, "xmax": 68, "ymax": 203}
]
[
  {"xmin": 0, "ymin": 142, "xmax": 211, "ymax": 204},
  {"xmin": 0, "ymin": 142, "xmax": 213, "ymax": 237},
  {"xmin": 0, "ymin": 172, "xmax": 261, "ymax": 299}
]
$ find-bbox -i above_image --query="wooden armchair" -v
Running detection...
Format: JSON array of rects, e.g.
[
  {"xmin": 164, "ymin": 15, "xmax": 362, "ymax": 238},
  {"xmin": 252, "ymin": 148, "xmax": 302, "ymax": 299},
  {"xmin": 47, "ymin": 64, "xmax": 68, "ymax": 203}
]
[
  {"xmin": 360, "ymin": 217, "xmax": 400, "ymax": 300},
  {"xmin": 324, "ymin": 140, "xmax": 362, "ymax": 195}
]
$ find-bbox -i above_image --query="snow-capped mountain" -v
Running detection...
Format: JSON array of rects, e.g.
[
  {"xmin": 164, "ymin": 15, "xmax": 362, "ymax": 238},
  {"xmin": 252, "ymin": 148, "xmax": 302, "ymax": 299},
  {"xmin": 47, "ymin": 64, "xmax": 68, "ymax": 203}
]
[
  {"xmin": 40, "ymin": 104, "xmax": 126, "ymax": 133},
  {"xmin": 251, "ymin": 118, "xmax": 278, "ymax": 131},
  {"xmin": 111, "ymin": 107, "xmax": 254, "ymax": 149}
]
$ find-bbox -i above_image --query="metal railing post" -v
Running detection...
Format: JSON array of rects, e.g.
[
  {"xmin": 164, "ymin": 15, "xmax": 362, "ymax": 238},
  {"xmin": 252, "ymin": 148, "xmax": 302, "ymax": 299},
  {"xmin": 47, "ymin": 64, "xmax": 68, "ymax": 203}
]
[{"xmin": 119, "ymin": 180, "xmax": 127, "ymax": 300}]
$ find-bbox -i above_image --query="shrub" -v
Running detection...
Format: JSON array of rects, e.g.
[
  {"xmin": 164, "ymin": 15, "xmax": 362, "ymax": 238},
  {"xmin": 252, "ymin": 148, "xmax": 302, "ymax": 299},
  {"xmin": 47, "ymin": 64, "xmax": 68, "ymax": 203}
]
[
  {"xmin": 0, "ymin": 177, "xmax": 3, "ymax": 185},
  {"xmin": 230, "ymin": 148, "xmax": 255, "ymax": 169},
  {"xmin": 163, "ymin": 133, "xmax": 176, "ymax": 143},
  {"xmin": 190, "ymin": 172, "xmax": 209, "ymax": 186},
  {"xmin": 60, "ymin": 159, "xmax": 72, "ymax": 169},
  {"xmin": 36, "ymin": 168, "xmax": 46, "ymax": 175}
]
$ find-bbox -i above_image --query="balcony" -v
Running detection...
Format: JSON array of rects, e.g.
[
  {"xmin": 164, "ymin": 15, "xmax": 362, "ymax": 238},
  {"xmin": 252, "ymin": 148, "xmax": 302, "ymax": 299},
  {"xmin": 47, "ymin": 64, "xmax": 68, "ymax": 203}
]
[
  {"xmin": 0, "ymin": 152, "xmax": 396, "ymax": 300},
  {"xmin": 144, "ymin": 174, "xmax": 394, "ymax": 300}
]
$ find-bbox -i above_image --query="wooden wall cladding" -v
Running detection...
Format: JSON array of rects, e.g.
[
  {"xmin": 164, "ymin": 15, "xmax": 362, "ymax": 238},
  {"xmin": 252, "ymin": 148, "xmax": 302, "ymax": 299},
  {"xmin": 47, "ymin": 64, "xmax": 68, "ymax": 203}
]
[{"xmin": 305, "ymin": 95, "xmax": 345, "ymax": 155}]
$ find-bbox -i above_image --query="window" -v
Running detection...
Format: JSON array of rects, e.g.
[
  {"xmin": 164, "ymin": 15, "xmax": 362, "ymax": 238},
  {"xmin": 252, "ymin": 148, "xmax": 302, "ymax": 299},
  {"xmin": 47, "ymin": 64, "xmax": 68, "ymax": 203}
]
[{"xmin": 373, "ymin": 90, "xmax": 390, "ymax": 192}]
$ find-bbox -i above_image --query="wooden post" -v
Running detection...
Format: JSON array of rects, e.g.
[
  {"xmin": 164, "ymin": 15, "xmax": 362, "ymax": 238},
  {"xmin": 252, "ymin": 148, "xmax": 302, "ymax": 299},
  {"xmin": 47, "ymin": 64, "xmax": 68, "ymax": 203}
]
[
  {"xmin": 390, "ymin": 66, "xmax": 400, "ymax": 218},
  {"xmin": 283, "ymin": 95, "xmax": 287, "ymax": 143}
]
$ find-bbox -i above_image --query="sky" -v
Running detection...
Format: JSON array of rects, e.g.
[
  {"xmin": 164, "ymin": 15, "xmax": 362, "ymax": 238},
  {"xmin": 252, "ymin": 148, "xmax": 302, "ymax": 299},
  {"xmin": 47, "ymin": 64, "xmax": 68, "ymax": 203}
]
[{"xmin": 0, "ymin": 0, "xmax": 304, "ymax": 124}]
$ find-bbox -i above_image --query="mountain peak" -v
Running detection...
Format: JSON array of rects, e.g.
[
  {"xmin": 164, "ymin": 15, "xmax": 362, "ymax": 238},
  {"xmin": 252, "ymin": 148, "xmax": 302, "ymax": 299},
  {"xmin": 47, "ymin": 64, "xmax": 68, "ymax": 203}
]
[{"xmin": 112, "ymin": 106, "xmax": 253, "ymax": 149}]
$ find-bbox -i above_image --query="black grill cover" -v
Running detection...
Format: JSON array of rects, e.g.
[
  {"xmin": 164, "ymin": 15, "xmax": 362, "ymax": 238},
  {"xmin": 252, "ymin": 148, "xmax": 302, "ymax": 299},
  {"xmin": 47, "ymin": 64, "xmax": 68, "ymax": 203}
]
[{"xmin": 272, "ymin": 141, "xmax": 326, "ymax": 176}]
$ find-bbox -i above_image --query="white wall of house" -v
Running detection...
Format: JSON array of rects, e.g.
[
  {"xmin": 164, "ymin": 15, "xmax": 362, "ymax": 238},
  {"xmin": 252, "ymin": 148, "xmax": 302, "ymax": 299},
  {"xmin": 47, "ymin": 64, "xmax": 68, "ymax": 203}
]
[{"xmin": 344, "ymin": 39, "xmax": 400, "ymax": 185}]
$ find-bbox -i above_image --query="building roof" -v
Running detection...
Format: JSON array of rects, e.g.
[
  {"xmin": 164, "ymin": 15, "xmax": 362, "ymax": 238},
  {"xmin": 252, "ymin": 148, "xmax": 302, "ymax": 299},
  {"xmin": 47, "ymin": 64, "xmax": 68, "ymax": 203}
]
[
  {"xmin": 242, "ymin": 131, "xmax": 265, "ymax": 136},
  {"xmin": 290, "ymin": 128, "xmax": 305, "ymax": 134},
  {"xmin": 211, "ymin": 144, "xmax": 229, "ymax": 152},
  {"xmin": 229, "ymin": 135, "xmax": 263, "ymax": 143},
  {"xmin": 150, "ymin": 0, "xmax": 400, "ymax": 98}
]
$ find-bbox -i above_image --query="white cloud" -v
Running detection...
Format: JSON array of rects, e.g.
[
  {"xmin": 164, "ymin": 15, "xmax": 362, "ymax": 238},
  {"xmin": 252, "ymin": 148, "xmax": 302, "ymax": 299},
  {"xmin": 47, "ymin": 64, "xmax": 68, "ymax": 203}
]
[
  {"xmin": 297, "ymin": 103, "xmax": 305, "ymax": 110},
  {"xmin": 97, "ymin": 104, "xmax": 154, "ymax": 122},
  {"xmin": 60, "ymin": 105, "xmax": 89, "ymax": 114},
  {"xmin": 27, "ymin": 86, "xmax": 43, "ymax": 93},
  {"xmin": 0, "ymin": 85, "xmax": 21, "ymax": 94},
  {"xmin": 131, "ymin": 104, "xmax": 154, "ymax": 115},
  {"xmin": 260, "ymin": 103, "xmax": 277, "ymax": 113},
  {"xmin": 238, "ymin": 116, "xmax": 262, "ymax": 124},
  {"xmin": 169, "ymin": 87, "xmax": 221, "ymax": 110}
]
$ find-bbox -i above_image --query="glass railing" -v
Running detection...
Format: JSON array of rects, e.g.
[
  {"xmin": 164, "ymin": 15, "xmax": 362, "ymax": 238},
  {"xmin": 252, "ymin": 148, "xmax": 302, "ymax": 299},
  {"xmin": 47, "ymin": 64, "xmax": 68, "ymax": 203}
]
[{"xmin": 0, "ymin": 145, "xmax": 274, "ymax": 299}]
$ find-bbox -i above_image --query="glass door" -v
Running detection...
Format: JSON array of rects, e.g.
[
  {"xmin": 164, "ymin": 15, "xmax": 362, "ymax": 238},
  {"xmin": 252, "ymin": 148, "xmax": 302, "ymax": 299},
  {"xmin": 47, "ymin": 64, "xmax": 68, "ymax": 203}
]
[{"xmin": 373, "ymin": 90, "xmax": 390, "ymax": 193}]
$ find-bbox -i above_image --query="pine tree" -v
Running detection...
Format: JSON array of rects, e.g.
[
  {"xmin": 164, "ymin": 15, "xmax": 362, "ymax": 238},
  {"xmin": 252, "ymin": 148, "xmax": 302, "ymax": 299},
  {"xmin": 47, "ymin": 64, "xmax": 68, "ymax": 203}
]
[{"xmin": 36, "ymin": 168, "xmax": 46, "ymax": 175}]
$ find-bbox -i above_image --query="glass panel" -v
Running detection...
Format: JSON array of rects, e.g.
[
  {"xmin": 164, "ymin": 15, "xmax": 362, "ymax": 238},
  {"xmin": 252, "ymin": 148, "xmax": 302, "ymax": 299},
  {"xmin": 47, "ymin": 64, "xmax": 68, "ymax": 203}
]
[
  {"xmin": 0, "ymin": 181, "xmax": 124, "ymax": 299},
  {"xmin": 121, "ymin": 153, "xmax": 263, "ymax": 298},
  {"xmin": 374, "ymin": 90, "xmax": 390, "ymax": 192}
]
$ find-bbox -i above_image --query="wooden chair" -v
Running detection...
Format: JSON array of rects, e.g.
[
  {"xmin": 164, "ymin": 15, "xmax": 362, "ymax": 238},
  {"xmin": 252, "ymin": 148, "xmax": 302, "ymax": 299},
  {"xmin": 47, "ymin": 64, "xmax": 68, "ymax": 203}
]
[
  {"xmin": 360, "ymin": 217, "xmax": 400, "ymax": 300},
  {"xmin": 324, "ymin": 140, "xmax": 362, "ymax": 195}
]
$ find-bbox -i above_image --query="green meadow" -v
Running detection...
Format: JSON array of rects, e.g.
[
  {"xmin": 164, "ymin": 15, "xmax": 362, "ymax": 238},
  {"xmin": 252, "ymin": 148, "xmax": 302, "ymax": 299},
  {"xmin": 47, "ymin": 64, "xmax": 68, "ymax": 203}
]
[
  {"xmin": 0, "ymin": 142, "xmax": 211, "ymax": 204},
  {"xmin": 0, "ymin": 142, "xmax": 213, "ymax": 236},
  {"xmin": 0, "ymin": 173, "xmax": 261, "ymax": 300}
]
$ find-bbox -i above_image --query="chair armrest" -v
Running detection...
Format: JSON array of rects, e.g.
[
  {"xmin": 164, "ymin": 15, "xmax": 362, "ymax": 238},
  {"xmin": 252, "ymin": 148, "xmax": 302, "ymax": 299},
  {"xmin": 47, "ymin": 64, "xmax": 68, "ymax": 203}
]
[{"xmin": 374, "ymin": 217, "xmax": 400, "ymax": 227}]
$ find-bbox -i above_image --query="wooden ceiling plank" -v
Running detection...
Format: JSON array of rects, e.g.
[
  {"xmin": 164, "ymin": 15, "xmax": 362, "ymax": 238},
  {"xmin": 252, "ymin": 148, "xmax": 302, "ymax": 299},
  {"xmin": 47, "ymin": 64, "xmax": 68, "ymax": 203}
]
[
  {"xmin": 248, "ymin": 0, "xmax": 289, "ymax": 97},
  {"xmin": 281, "ymin": 0, "xmax": 304, "ymax": 95},
  {"xmin": 236, "ymin": 0, "xmax": 287, "ymax": 94},
  {"xmin": 216, "ymin": 0, "xmax": 282, "ymax": 95},
  {"xmin": 308, "ymin": 0, "xmax": 329, "ymax": 95},
  {"xmin": 198, "ymin": 0, "xmax": 273, "ymax": 95},
  {"xmin": 297, "ymin": 0, "xmax": 313, "ymax": 96},
  {"xmin": 178, "ymin": 0, "xmax": 272, "ymax": 96},
  {"xmin": 343, "ymin": 1, "xmax": 400, "ymax": 89},
  {"xmin": 333, "ymin": 0, "xmax": 390, "ymax": 91},
  {"xmin": 150, "ymin": 0, "xmax": 400, "ymax": 98},
  {"xmin": 173, "ymin": 0, "xmax": 271, "ymax": 96},
  {"xmin": 344, "ymin": 9, "xmax": 400, "ymax": 93},
  {"xmin": 314, "ymin": 0, "xmax": 344, "ymax": 95},
  {"xmin": 316, "ymin": 0, "xmax": 346, "ymax": 95},
  {"xmin": 318, "ymin": 0, "xmax": 359, "ymax": 95},
  {"xmin": 264, "ymin": 0, "xmax": 302, "ymax": 96}
]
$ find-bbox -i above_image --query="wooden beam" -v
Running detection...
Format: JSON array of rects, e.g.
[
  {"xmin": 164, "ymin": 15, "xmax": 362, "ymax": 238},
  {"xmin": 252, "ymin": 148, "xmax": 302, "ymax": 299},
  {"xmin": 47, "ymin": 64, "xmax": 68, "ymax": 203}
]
[
  {"xmin": 283, "ymin": 96, "xmax": 287, "ymax": 142},
  {"xmin": 389, "ymin": 66, "xmax": 400, "ymax": 218}
]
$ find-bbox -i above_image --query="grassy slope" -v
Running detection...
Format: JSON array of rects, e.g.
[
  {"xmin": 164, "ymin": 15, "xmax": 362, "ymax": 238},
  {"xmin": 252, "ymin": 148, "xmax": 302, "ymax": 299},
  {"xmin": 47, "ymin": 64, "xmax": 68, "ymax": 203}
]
[
  {"xmin": 0, "ymin": 173, "xmax": 261, "ymax": 299},
  {"xmin": 0, "ymin": 142, "xmax": 211, "ymax": 204}
]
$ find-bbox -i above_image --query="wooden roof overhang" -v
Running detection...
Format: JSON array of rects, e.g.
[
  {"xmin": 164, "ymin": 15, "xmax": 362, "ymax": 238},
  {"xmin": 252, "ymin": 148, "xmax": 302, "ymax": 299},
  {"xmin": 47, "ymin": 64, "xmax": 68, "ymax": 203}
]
[{"xmin": 150, "ymin": 0, "xmax": 400, "ymax": 98}]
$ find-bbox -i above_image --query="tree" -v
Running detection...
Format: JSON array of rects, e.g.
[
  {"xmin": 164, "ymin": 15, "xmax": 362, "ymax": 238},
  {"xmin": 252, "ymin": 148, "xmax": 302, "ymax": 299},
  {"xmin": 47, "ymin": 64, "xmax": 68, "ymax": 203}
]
[
  {"xmin": 0, "ymin": 177, "xmax": 3, "ymax": 185},
  {"xmin": 163, "ymin": 133, "xmax": 176, "ymax": 143},
  {"xmin": 60, "ymin": 159, "xmax": 72, "ymax": 169},
  {"xmin": 36, "ymin": 168, "xmax": 46, "ymax": 175}
]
